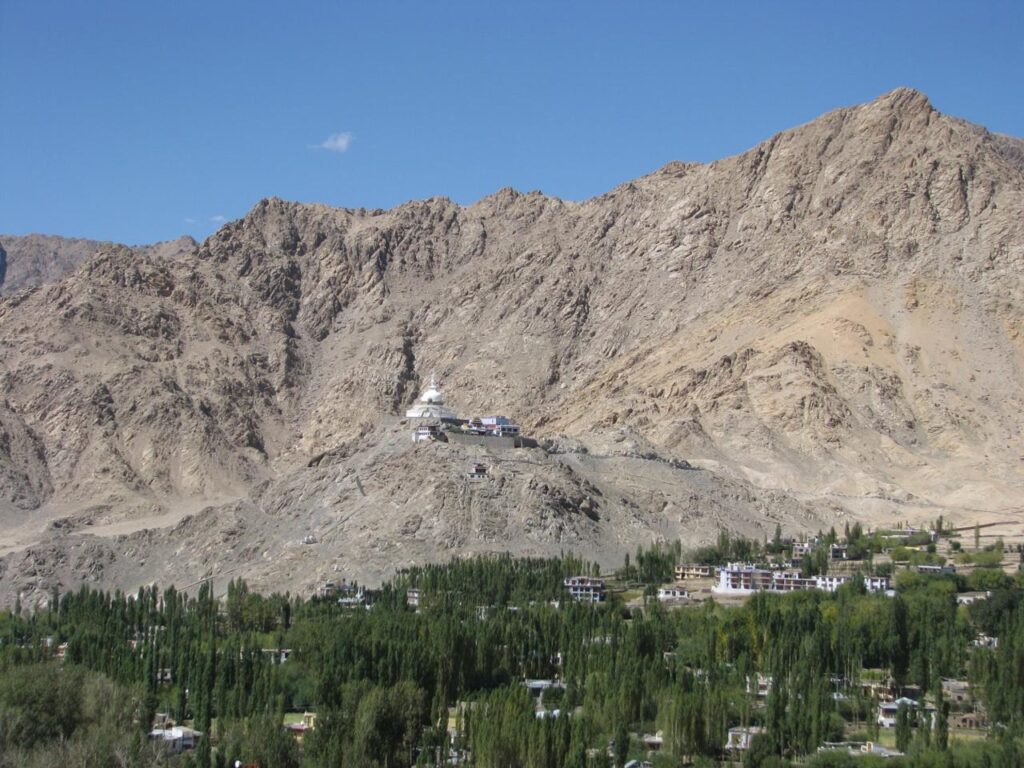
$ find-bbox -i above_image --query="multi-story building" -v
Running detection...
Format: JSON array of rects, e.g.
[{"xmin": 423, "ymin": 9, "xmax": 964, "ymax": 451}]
[
  {"xmin": 714, "ymin": 563, "xmax": 891, "ymax": 596},
  {"xmin": 675, "ymin": 564, "xmax": 716, "ymax": 580},
  {"xmin": 564, "ymin": 576, "xmax": 605, "ymax": 603}
]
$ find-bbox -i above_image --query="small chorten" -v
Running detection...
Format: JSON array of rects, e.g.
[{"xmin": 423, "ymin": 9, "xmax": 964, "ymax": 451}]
[{"xmin": 405, "ymin": 374, "xmax": 456, "ymax": 420}]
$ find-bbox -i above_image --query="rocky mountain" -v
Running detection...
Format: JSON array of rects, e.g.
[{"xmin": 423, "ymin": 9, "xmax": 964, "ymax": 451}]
[
  {"xmin": 1, "ymin": 88, "xmax": 1022, "ymax": 605},
  {"xmin": 0, "ymin": 233, "xmax": 197, "ymax": 295}
]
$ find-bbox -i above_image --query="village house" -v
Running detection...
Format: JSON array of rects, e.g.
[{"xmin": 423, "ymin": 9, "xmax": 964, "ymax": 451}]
[
  {"xmin": 950, "ymin": 711, "xmax": 988, "ymax": 730},
  {"xmin": 877, "ymin": 698, "xmax": 935, "ymax": 729},
  {"xmin": 746, "ymin": 673, "xmax": 773, "ymax": 699},
  {"xmin": 407, "ymin": 588, "xmax": 421, "ymax": 609},
  {"xmin": 916, "ymin": 563, "xmax": 956, "ymax": 575},
  {"xmin": 724, "ymin": 726, "xmax": 766, "ymax": 753},
  {"xmin": 284, "ymin": 712, "xmax": 317, "ymax": 743},
  {"xmin": 412, "ymin": 424, "xmax": 441, "ymax": 443},
  {"xmin": 564, "ymin": 576, "xmax": 605, "ymax": 603},
  {"xmin": 973, "ymin": 633, "xmax": 999, "ymax": 649},
  {"xmin": 864, "ymin": 575, "xmax": 892, "ymax": 593},
  {"xmin": 956, "ymin": 591, "xmax": 991, "ymax": 605},
  {"xmin": 260, "ymin": 648, "xmax": 292, "ymax": 664},
  {"xmin": 317, "ymin": 581, "xmax": 338, "ymax": 599},
  {"xmin": 857, "ymin": 671, "xmax": 896, "ymax": 700},
  {"xmin": 675, "ymin": 564, "xmax": 716, "ymax": 580},
  {"xmin": 829, "ymin": 545, "xmax": 849, "ymax": 561},
  {"xmin": 642, "ymin": 731, "xmax": 664, "ymax": 752},
  {"xmin": 524, "ymin": 679, "xmax": 566, "ymax": 696},
  {"xmin": 337, "ymin": 591, "xmax": 368, "ymax": 609},
  {"xmin": 941, "ymin": 679, "xmax": 971, "ymax": 705},
  {"xmin": 148, "ymin": 725, "xmax": 202, "ymax": 753},
  {"xmin": 792, "ymin": 541, "xmax": 815, "ymax": 560}
]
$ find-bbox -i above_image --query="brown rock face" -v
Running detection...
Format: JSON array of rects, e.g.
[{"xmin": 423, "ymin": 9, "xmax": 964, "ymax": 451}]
[
  {"xmin": 1, "ymin": 88, "xmax": 1023, "ymax": 603},
  {"xmin": 0, "ymin": 233, "xmax": 196, "ymax": 295}
]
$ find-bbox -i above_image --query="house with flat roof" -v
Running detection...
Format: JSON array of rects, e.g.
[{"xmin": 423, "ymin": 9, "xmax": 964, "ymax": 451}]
[
  {"xmin": 675, "ymin": 564, "xmax": 716, "ymax": 580},
  {"xmin": 564, "ymin": 576, "xmax": 605, "ymax": 603},
  {"xmin": 878, "ymin": 698, "xmax": 935, "ymax": 729},
  {"xmin": 724, "ymin": 726, "xmax": 765, "ymax": 753},
  {"xmin": 149, "ymin": 726, "xmax": 202, "ymax": 753}
]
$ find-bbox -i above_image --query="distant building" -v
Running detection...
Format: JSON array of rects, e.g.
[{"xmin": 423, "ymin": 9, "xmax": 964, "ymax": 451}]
[
  {"xmin": 746, "ymin": 673, "xmax": 773, "ymax": 699},
  {"xmin": 149, "ymin": 726, "xmax": 202, "ymax": 753},
  {"xmin": 941, "ymin": 679, "xmax": 971, "ymax": 705},
  {"xmin": 916, "ymin": 564, "xmax": 956, "ymax": 575},
  {"xmin": 284, "ymin": 712, "xmax": 317, "ymax": 744},
  {"xmin": 956, "ymin": 591, "xmax": 990, "ymax": 605},
  {"xmin": 564, "ymin": 576, "xmax": 605, "ymax": 603},
  {"xmin": 337, "ymin": 591, "xmax": 368, "ymax": 609},
  {"xmin": 878, "ymin": 698, "xmax": 935, "ymax": 729},
  {"xmin": 715, "ymin": 564, "xmax": 776, "ymax": 593},
  {"xmin": 675, "ymin": 564, "xmax": 715, "ymax": 580},
  {"xmin": 714, "ymin": 563, "xmax": 889, "ymax": 595},
  {"xmin": 829, "ymin": 545, "xmax": 849, "ymax": 561},
  {"xmin": 524, "ymin": 679, "xmax": 566, "ymax": 695},
  {"xmin": 535, "ymin": 708, "xmax": 561, "ymax": 719},
  {"xmin": 792, "ymin": 541, "xmax": 815, "ymax": 560},
  {"xmin": 407, "ymin": 588, "xmax": 421, "ymax": 609},
  {"xmin": 481, "ymin": 416, "xmax": 521, "ymax": 437},
  {"xmin": 412, "ymin": 424, "xmax": 441, "ymax": 443},
  {"xmin": 724, "ymin": 726, "xmax": 765, "ymax": 753},
  {"xmin": 260, "ymin": 648, "xmax": 292, "ymax": 664},
  {"xmin": 865, "ymin": 576, "xmax": 892, "ymax": 593},
  {"xmin": 317, "ymin": 581, "xmax": 338, "ymax": 599},
  {"xmin": 642, "ymin": 732, "xmax": 664, "ymax": 752},
  {"xmin": 949, "ymin": 712, "xmax": 988, "ymax": 730}
]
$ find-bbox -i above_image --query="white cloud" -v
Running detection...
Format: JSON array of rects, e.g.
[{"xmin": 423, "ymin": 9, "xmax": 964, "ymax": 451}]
[
  {"xmin": 211, "ymin": 215, "xmax": 226, "ymax": 223},
  {"xmin": 184, "ymin": 217, "xmax": 196, "ymax": 224},
  {"xmin": 319, "ymin": 132, "xmax": 354, "ymax": 152}
]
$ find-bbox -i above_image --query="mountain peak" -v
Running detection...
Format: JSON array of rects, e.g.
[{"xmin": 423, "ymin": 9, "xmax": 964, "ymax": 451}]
[{"xmin": 876, "ymin": 86, "xmax": 933, "ymax": 112}]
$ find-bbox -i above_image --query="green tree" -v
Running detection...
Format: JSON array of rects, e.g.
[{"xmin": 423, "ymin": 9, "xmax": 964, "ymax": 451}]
[{"xmin": 895, "ymin": 703, "xmax": 912, "ymax": 753}]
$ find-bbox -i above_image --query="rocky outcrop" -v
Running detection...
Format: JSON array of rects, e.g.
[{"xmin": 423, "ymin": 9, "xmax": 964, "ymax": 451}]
[{"xmin": 0, "ymin": 233, "xmax": 196, "ymax": 295}]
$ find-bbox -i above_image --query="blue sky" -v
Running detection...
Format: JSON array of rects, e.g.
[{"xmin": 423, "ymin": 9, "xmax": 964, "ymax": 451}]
[{"xmin": 1, "ymin": 1, "xmax": 1021, "ymax": 245}]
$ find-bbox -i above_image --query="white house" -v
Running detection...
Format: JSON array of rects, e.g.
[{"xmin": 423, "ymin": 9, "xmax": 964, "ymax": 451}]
[
  {"xmin": 724, "ymin": 726, "xmax": 765, "ymax": 752},
  {"xmin": 149, "ymin": 726, "xmax": 202, "ymax": 753},
  {"xmin": 877, "ymin": 698, "xmax": 935, "ymax": 729},
  {"xmin": 564, "ymin": 576, "xmax": 605, "ymax": 603}
]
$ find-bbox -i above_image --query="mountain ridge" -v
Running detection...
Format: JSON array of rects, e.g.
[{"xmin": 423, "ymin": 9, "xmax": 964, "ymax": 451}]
[
  {"xmin": 1, "ymin": 88, "xmax": 1022, "ymax": 604},
  {"xmin": 0, "ymin": 233, "xmax": 197, "ymax": 295}
]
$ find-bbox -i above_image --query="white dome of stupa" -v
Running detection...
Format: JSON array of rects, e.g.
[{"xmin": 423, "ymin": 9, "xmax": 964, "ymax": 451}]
[
  {"xmin": 406, "ymin": 374, "xmax": 456, "ymax": 420},
  {"xmin": 419, "ymin": 375, "xmax": 444, "ymax": 404}
]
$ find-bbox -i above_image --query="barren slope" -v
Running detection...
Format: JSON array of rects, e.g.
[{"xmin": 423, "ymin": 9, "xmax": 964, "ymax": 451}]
[
  {"xmin": 0, "ymin": 233, "xmax": 196, "ymax": 295},
  {"xmin": 1, "ymin": 88, "xmax": 1022, "ymax": 603}
]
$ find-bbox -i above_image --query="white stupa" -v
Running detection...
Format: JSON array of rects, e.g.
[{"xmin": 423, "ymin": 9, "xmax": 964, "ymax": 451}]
[{"xmin": 405, "ymin": 374, "xmax": 456, "ymax": 420}]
